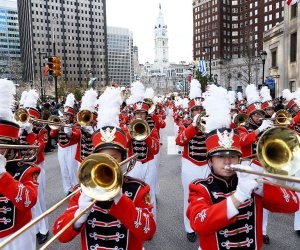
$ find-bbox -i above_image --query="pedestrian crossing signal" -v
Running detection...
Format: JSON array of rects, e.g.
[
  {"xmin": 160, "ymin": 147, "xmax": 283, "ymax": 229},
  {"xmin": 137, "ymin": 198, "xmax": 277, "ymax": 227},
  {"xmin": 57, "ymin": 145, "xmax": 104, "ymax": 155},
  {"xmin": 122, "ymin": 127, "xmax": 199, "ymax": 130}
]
[{"xmin": 47, "ymin": 56, "xmax": 61, "ymax": 77}]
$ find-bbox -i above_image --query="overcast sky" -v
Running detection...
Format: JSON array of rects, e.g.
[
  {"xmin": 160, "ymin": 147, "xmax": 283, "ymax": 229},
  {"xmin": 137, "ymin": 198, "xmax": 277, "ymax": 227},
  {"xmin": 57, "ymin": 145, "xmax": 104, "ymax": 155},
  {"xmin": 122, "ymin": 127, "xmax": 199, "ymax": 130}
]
[
  {"xmin": 5, "ymin": 0, "xmax": 193, "ymax": 64},
  {"xmin": 106, "ymin": 0, "xmax": 193, "ymax": 64}
]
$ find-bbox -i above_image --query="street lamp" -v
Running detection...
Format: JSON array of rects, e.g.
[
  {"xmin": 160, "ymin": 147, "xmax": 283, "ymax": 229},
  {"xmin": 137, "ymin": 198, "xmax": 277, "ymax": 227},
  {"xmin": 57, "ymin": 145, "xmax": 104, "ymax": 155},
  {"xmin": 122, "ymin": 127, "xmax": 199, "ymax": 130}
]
[
  {"xmin": 202, "ymin": 45, "xmax": 212, "ymax": 83},
  {"xmin": 214, "ymin": 74, "xmax": 218, "ymax": 86},
  {"xmin": 260, "ymin": 50, "xmax": 267, "ymax": 86}
]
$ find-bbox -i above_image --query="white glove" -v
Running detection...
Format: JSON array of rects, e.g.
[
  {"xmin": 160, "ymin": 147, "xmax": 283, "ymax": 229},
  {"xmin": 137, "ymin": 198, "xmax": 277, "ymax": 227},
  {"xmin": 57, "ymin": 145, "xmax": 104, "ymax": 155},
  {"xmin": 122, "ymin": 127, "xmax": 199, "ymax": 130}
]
[
  {"xmin": 18, "ymin": 127, "xmax": 25, "ymax": 137},
  {"xmin": 232, "ymin": 164, "xmax": 259, "ymax": 203},
  {"xmin": 24, "ymin": 123, "xmax": 33, "ymax": 134},
  {"xmin": 0, "ymin": 155, "xmax": 7, "ymax": 175},
  {"xmin": 73, "ymin": 192, "xmax": 93, "ymax": 229},
  {"xmin": 258, "ymin": 120, "xmax": 273, "ymax": 133},
  {"xmin": 113, "ymin": 189, "xmax": 123, "ymax": 205},
  {"xmin": 192, "ymin": 114, "xmax": 201, "ymax": 127},
  {"xmin": 64, "ymin": 127, "xmax": 72, "ymax": 137},
  {"xmin": 84, "ymin": 126, "xmax": 94, "ymax": 135}
]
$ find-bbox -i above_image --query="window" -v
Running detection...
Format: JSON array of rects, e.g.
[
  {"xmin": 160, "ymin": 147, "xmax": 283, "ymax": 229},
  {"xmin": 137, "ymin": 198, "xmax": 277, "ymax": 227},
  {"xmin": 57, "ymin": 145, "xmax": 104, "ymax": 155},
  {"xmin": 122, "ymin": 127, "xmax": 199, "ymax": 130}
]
[
  {"xmin": 290, "ymin": 81, "xmax": 296, "ymax": 92},
  {"xmin": 271, "ymin": 50, "xmax": 277, "ymax": 67},
  {"xmin": 291, "ymin": 4, "xmax": 297, "ymax": 19},
  {"xmin": 290, "ymin": 32, "xmax": 297, "ymax": 62}
]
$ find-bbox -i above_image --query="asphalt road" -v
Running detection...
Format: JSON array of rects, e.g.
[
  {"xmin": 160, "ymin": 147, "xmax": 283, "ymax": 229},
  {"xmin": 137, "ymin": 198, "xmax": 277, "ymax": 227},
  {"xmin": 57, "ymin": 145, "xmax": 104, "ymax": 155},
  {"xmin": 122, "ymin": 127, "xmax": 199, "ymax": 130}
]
[{"xmin": 39, "ymin": 114, "xmax": 300, "ymax": 250}]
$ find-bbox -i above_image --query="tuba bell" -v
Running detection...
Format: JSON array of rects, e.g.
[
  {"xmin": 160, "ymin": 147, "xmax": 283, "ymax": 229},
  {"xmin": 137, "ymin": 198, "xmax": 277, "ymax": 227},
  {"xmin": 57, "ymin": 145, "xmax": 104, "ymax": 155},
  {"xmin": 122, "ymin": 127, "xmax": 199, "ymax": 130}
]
[
  {"xmin": 128, "ymin": 118, "xmax": 151, "ymax": 141},
  {"xmin": 77, "ymin": 109, "xmax": 93, "ymax": 127}
]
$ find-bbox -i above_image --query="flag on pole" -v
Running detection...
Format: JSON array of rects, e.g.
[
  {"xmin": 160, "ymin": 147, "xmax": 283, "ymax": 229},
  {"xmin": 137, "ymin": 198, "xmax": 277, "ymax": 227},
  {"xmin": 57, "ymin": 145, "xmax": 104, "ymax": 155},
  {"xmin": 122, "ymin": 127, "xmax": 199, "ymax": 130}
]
[
  {"xmin": 198, "ymin": 60, "xmax": 207, "ymax": 77},
  {"xmin": 176, "ymin": 81, "xmax": 184, "ymax": 91}
]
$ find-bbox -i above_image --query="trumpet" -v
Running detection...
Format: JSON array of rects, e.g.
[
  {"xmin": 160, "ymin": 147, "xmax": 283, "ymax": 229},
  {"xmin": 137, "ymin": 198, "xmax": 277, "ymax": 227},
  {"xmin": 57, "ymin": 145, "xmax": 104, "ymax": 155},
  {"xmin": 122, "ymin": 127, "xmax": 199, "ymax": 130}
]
[
  {"xmin": 77, "ymin": 109, "xmax": 93, "ymax": 127},
  {"xmin": 0, "ymin": 153, "xmax": 138, "ymax": 249},
  {"xmin": 226, "ymin": 126, "xmax": 300, "ymax": 192},
  {"xmin": 128, "ymin": 118, "xmax": 151, "ymax": 141}
]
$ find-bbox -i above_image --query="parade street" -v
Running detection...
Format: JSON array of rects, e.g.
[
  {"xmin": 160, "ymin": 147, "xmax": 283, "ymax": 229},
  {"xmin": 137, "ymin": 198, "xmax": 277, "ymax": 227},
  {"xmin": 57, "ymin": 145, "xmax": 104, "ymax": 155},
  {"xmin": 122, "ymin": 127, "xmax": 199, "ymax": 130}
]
[{"xmin": 42, "ymin": 114, "xmax": 300, "ymax": 250}]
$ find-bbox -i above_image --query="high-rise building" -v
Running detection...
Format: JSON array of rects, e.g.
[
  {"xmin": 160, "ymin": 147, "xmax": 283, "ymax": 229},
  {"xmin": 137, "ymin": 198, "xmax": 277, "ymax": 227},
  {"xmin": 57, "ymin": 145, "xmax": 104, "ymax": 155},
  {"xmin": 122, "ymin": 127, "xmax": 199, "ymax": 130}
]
[
  {"xmin": 107, "ymin": 26, "xmax": 133, "ymax": 86},
  {"xmin": 0, "ymin": 1, "xmax": 21, "ymax": 74},
  {"xmin": 193, "ymin": 0, "xmax": 285, "ymax": 90},
  {"xmin": 17, "ymin": 0, "xmax": 108, "ymax": 86}
]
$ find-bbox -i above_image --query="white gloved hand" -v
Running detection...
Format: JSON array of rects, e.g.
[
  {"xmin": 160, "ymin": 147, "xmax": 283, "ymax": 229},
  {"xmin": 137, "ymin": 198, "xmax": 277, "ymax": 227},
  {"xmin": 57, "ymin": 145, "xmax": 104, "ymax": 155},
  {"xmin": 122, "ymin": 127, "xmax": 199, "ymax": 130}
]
[
  {"xmin": 257, "ymin": 120, "xmax": 273, "ymax": 133},
  {"xmin": 24, "ymin": 123, "xmax": 33, "ymax": 134},
  {"xmin": 113, "ymin": 189, "xmax": 123, "ymax": 205},
  {"xmin": 192, "ymin": 114, "xmax": 201, "ymax": 128},
  {"xmin": 232, "ymin": 164, "xmax": 259, "ymax": 203},
  {"xmin": 0, "ymin": 154, "xmax": 7, "ymax": 176},
  {"xmin": 73, "ymin": 192, "xmax": 93, "ymax": 229},
  {"xmin": 84, "ymin": 126, "xmax": 94, "ymax": 135},
  {"xmin": 64, "ymin": 127, "xmax": 72, "ymax": 137},
  {"xmin": 18, "ymin": 127, "xmax": 25, "ymax": 137}
]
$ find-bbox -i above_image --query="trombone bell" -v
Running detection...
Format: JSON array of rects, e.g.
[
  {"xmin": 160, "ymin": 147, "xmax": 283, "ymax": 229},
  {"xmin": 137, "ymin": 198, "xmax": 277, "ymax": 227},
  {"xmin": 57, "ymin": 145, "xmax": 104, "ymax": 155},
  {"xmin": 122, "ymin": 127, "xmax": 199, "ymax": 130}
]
[
  {"xmin": 14, "ymin": 108, "xmax": 30, "ymax": 124},
  {"xmin": 77, "ymin": 110, "xmax": 93, "ymax": 127},
  {"xmin": 78, "ymin": 153, "xmax": 123, "ymax": 201},
  {"xmin": 234, "ymin": 113, "xmax": 248, "ymax": 127},
  {"xmin": 128, "ymin": 118, "xmax": 151, "ymax": 141},
  {"xmin": 258, "ymin": 126, "xmax": 300, "ymax": 176}
]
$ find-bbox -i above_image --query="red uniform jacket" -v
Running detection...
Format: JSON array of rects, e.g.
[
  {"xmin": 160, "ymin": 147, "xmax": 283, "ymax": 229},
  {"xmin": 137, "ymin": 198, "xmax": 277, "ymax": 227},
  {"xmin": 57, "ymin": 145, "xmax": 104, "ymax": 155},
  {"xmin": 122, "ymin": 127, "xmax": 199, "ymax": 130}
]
[
  {"xmin": 176, "ymin": 123, "xmax": 207, "ymax": 166},
  {"xmin": 187, "ymin": 173, "xmax": 299, "ymax": 250},
  {"xmin": 50, "ymin": 127, "xmax": 80, "ymax": 148},
  {"xmin": 70, "ymin": 127, "xmax": 94, "ymax": 163},
  {"xmin": 125, "ymin": 127, "xmax": 160, "ymax": 163},
  {"xmin": 53, "ymin": 176, "xmax": 156, "ymax": 250},
  {"xmin": 237, "ymin": 123, "xmax": 260, "ymax": 158},
  {"xmin": 0, "ymin": 162, "xmax": 40, "ymax": 238},
  {"xmin": 26, "ymin": 127, "xmax": 48, "ymax": 164}
]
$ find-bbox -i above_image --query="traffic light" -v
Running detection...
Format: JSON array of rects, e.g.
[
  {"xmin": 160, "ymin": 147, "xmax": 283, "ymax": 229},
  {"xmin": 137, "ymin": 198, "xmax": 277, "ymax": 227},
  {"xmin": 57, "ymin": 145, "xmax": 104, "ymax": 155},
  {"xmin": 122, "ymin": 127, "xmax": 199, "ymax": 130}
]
[{"xmin": 47, "ymin": 56, "xmax": 61, "ymax": 77}]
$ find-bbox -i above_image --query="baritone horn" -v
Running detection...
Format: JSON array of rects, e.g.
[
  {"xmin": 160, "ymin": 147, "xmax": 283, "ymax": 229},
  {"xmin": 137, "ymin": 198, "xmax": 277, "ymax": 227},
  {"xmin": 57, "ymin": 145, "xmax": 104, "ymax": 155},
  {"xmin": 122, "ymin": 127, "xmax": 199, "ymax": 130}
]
[
  {"xmin": 0, "ymin": 153, "xmax": 138, "ymax": 249},
  {"xmin": 227, "ymin": 126, "xmax": 300, "ymax": 192},
  {"xmin": 128, "ymin": 118, "xmax": 151, "ymax": 141},
  {"xmin": 77, "ymin": 109, "xmax": 93, "ymax": 127}
]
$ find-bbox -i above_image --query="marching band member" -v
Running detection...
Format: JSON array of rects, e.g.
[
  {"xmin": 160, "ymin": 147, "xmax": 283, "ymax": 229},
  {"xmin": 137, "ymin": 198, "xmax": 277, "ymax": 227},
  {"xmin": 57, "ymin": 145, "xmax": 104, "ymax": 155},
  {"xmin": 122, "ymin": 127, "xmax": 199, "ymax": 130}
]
[
  {"xmin": 124, "ymin": 82, "xmax": 160, "ymax": 220},
  {"xmin": 283, "ymin": 89, "xmax": 300, "ymax": 134},
  {"xmin": 0, "ymin": 79, "xmax": 40, "ymax": 250},
  {"xmin": 18, "ymin": 90, "xmax": 50, "ymax": 244},
  {"xmin": 53, "ymin": 87, "xmax": 156, "ymax": 250},
  {"xmin": 50, "ymin": 94, "xmax": 79, "ymax": 195},
  {"xmin": 187, "ymin": 84, "xmax": 299, "ymax": 250},
  {"xmin": 72, "ymin": 89, "xmax": 98, "ymax": 165},
  {"xmin": 237, "ymin": 85, "xmax": 274, "ymax": 243},
  {"xmin": 176, "ymin": 79, "xmax": 210, "ymax": 242},
  {"xmin": 228, "ymin": 91, "xmax": 239, "ymax": 129},
  {"xmin": 260, "ymin": 86, "xmax": 275, "ymax": 119}
]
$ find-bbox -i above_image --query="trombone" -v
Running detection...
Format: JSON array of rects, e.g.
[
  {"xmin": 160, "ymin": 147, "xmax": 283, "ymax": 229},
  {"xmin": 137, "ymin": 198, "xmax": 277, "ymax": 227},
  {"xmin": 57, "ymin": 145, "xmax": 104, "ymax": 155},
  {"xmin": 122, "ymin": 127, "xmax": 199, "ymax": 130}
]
[
  {"xmin": 128, "ymin": 118, "xmax": 151, "ymax": 141},
  {"xmin": 226, "ymin": 126, "xmax": 300, "ymax": 192},
  {"xmin": 0, "ymin": 153, "xmax": 138, "ymax": 249},
  {"xmin": 14, "ymin": 108, "xmax": 77, "ymax": 130},
  {"xmin": 262, "ymin": 109, "xmax": 292, "ymax": 126},
  {"xmin": 234, "ymin": 113, "xmax": 249, "ymax": 127},
  {"xmin": 77, "ymin": 109, "xmax": 93, "ymax": 127},
  {"xmin": 0, "ymin": 144, "xmax": 39, "ymax": 163},
  {"xmin": 195, "ymin": 111, "xmax": 207, "ymax": 133}
]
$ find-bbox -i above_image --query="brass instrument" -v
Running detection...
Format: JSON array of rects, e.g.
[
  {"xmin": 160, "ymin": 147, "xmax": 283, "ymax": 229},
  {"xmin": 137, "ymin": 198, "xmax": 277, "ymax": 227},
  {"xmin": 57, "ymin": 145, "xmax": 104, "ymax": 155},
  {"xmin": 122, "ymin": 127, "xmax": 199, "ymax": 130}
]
[
  {"xmin": 144, "ymin": 98, "xmax": 156, "ymax": 114},
  {"xmin": 0, "ymin": 144, "xmax": 39, "ymax": 163},
  {"xmin": 128, "ymin": 118, "xmax": 151, "ymax": 141},
  {"xmin": 14, "ymin": 108, "xmax": 77, "ymax": 130},
  {"xmin": 0, "ymin": 153, "xmax": 138, "ymax": 249},
  {"xmin": 196, "ymin": 111, "xmax": 207, "ymax": 132},
  {"xmin": 77, "ymin": 109, "xmax": 93, "ymax": 127},
  {"xmin": 234, "ymin": 113, "xmax": 249, "ymax": 127},
  {"xmin": 271, "ymin": 109, "xmax": 292, "ymax": 126},
  {"xmin": 227, "ymin": 126, "xmax": 300, "ymax": 192}
]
